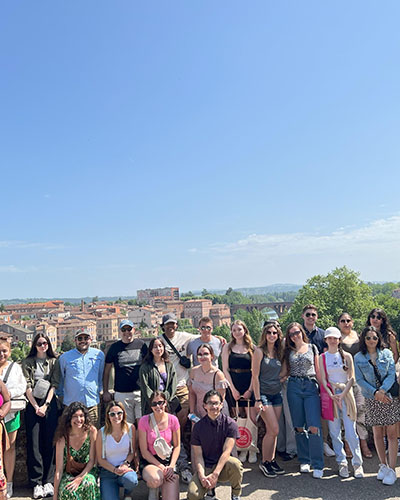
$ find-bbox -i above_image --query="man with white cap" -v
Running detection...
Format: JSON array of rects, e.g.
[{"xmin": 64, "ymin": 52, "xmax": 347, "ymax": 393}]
[
  {"xmin": 103, "ymin": 319, "xmax": 148, "ymax": 423},
  {"xmin": 58, "ymin": 328, "xmax": 105, "ymax": 426}
]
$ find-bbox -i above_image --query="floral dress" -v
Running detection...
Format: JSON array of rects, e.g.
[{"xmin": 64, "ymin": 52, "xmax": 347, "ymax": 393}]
[{"xmin": 59, "ymin": 435, "xmax": 99, "ymax": 500}]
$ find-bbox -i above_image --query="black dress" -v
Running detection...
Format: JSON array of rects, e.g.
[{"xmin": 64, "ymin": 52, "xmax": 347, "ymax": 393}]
[{"xmin": 228, "ymin": 351, "xmax": 254, "ymax": 407}]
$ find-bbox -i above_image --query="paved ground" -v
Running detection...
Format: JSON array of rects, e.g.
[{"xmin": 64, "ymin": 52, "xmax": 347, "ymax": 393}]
[{"xmin": 12, "ymin": 453, "xmax": 400, "ymax": 500}]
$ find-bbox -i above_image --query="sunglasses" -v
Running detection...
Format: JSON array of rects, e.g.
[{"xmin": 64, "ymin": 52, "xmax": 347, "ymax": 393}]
[
  {"xmin": 36, "ymin": 341, "xmax": 48, "ymax": 347},
  {"xmin": 200, "ymin": 326, "xmax": 212, "ymax": 331},
  {"xmin": 366, "ymin": 336, "xmax": 378, "ymax": 341},
  {"xmin": 370, "ymin": 315, "xmax": 382, "ymax": 320},
  {"xmin": 151, "ymin": 401, "xmax": 165, "ymax": 407},
  {"xmin": 289, "ymin": 330, "xmax": 301, "ymax": 337},
  {"xmin": 109, "ymin": 411, "xmax": 124, "ymax": 417},
  {"xmin": 340, "ymin": 319, "xmax": 351, "ymax": 323},
  {"xmin": 205, "ymin": 401, "xmax": 222, "ymax": 407},
  {"xmin": 305, "ymin": 312, "xmax": 317, "ymax": 317},
  {"xmin": 121, "ymin": 327, "xmax": 132, "ymax": 332},
  {"xmin": 76, "ymin": 336, "xmax": 90, "ymax": 341},
  {"xmin": 266, "ymin": 330, "xmax": 278, "ymax": 335}
]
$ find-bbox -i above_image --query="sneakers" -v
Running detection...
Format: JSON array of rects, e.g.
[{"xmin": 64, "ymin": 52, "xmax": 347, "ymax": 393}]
[
  {"xmin": 43, "ymin": 483, "xmax": 54, "ymax": 498},
  {"xmin": 313, "ymin": 469, "xmax": 324, "ymax": 479},
  {"xmin": 377, "ymin": 463, "xmax": 389, "ymax": 481},
  {"xmin": 180, "ymin": 468, "xmax": 192, "ymax": 484},
  {"xmin": 277, "ymin": 451, "xmax": 296, "ymax": 461},
  {"xmin": 259, "ymin": 461, "xmax": 277, "ymax": 478},
  {"xmin": 6, "ymin": 481, "xmax": 12, "ymax": 499},
  {"xmin": 238, "ymin": 451, "xmax": 248, "ymax": 463},
  {"xmin": 206, "ymin": 488, "xmax": 217, "ymax": 500},
  {"xmin": 300, "ymin": 463, "xmax": 311, "ymax": 473},
  {"xmin": 382, "ymin": 467, "xmax": 397, "ymax": 485},
  {"xmin": 270, "ymin": 460, "xmax": 284, "ymax": 475},
  {"xmin": 248, "ymin": 451, "xmax": 258, "ymax": 464},
  {"xmin": 33, "ymin": 485, "xmax": 44, "ymax": 499},
  {"xmin": 338, "ymin": 463, "xmax": 349, "ymax": 478},
  {"xmin": 323, "ymin": 442, "xmax": 335, "ymax": 457},
  {"xmin": 354, "ymin": 465, "xmax": 364, "ymax": 478}
]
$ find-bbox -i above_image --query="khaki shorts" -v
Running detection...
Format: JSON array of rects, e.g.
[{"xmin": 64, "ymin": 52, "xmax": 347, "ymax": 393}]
[
  {"xmin": 115, "ymin": 390, "xmax": 142, "ymax": 423},
  {"xmin": 176, "ymin": 385, "xmax": 189, "ymax": 414}
]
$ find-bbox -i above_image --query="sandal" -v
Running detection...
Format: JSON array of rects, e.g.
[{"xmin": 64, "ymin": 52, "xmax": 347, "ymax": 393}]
[{"xmin": 360, "ymin": 439, "xmax": 372, "ymax": 458}]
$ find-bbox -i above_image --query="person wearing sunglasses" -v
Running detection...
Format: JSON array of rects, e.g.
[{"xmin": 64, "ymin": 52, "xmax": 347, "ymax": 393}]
[
  {"xmin": 138, "ymin": 391, "xmax": 180, "ymax": 500},
  {"xmin": 354, "ymin": 326, "xmax": 400, "ymax": 485},
  {"xmin": 22, "ymin": 333, "xmax": 59, "ymax": 499},
  {"xmin": 96, "ymin": 401, "xmax": 138, "ymax": 500},
  {"xmin": 281, "ymin": 323, "xmax": 324, "ymax": 478},
  {"xmin": 366, "ymin": 308, "xmax": 399, "ymax": 363},
  {"xmin": 58, "ymin": 329, "xmax": 105, "ymax": 427},
  {"xmin": 103, "ymin": 320, "xmax": 148, "ymax": 424},
  {"xmin": 187, "ymin": 317, "xmax": 224, "ymax": 367},
  {"xmin": 337, "ymin": 313, "xmax": 371, "ymax": 459}
]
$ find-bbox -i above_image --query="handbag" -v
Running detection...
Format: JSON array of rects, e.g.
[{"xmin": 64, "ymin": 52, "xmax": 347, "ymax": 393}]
[
  {"xmin": 320, "ymin": 353, "xmax": 335, "ymax": 421},
  {"xmin": 162, "ymin": 334, "xmax": 191, "ymax": 369},
  {"xmin": 235, "ymin": 401, "xmax": 259, "ymax": 453},
  {"xmin": 32, "ymin": 378, "xmax": 51, "ymax": 400},
  {"xmin": 3, "ymin": 362, "xmax": 27, "ymax": 411},
  {"xmin": 150, "ymin": 413, "xmax": 173, "ymax": 460},
  {"xmin": 368, "ymin": 359, "xmax": 399, "ymax": 397},
  {"xmin": 65, "ymin": 435, "xmax": 86, "ymax": 476}
]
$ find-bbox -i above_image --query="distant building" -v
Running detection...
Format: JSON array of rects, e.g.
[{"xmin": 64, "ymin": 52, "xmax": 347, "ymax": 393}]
[
  {"xmin": 56, "ymin": 319, "xmax": 96, "ymax": 346},
  {"xmin": 96, "ymin": 315, "xmax": 121, "ymax": 342},
  {"xmin": 128, "ymin": 306, "xmax": 163, "ymax": 330},
  {"xmin": 137, "ymin": 287, "xmax": 179, "ymax": 305},
  {"xmin": 183, "ymin": 299, "xmax": 212, "ymax": 328},
  {"xmin": 152, "ymin": 300, "xmax": 184, "ymax": 319},
  {"xmin": 0, "ymin": 322, "xmax": 34, "ymax": 346},
  {"xmin": 209, "ymin": 304, "xmax": 231, "ymax": 327},
  {"xmin": 4, "ymin": 301, "xmax": 64, "ymax": 317},
  {"xmin": 392, "ymin": 289, "xmax": 400, "ymax": 299}
]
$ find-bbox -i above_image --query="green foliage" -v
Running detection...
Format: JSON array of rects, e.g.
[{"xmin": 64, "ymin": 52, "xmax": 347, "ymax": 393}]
[
  {"xmin": 127, "ymin": 299, "xmax": 137, "ymax": 306},
  {"xmin": 213, "ymin": 324, "xmax": 231, "ymax": 341},
  {"xmin": 234, "ymin": 308, "xmax": 269, "ymax": 345},
  {"xmin": 0, "ymin": 304, "xmax": 4, "ymax": 312},
  {"xmin": 368, "ymin": 282, "xmax": 400, "ymax": 296},
  {"xmin": 11, "ymin": 341, "xmax": 30, "ymax": 361},
  {"xmin": 92, "ymin": 296, "xmax": 99, "ymax": 303},
  {"xmin": 177, "ymin": 318, "xmax": 198, "ymax": 334},
  {"xmin": 280, "ymin": 266, "xmax": 375, "ymax": 332},
  {"xmin": 60, "ymin": 335, "xmax": 75, "ymax": 353},
  {"xmin": 139, "ymin": 320, "xmax": 147, "ymax": 329}
]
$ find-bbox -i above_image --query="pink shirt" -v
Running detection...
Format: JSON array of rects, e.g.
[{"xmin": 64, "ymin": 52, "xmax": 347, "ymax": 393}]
[{"xmin": 138, "ymin": 413, "xmax": 179, "ymax": 456}]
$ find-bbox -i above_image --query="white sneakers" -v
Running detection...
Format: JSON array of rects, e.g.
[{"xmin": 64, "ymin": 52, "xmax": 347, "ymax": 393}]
[
  {"xmin": 6, "ymin": 481, "xmax": 12, "ymax": 499},
  {"xmin": 33, "ymin": 485, "xmax": 44, "ymax": 499},
  {"xmin": 300, "ymin": 464, "xmax": 311, "ymax": 473},
  {"xmin": 238, "ymin": 451, "xmax": 248, "ymax": 463},
  {"xmin": 43, "ymin": 484, "xmax": 54, "ymax": 497},
  {"xmin": 323, "ymin": 442, "xmax": 335, "ymax": 457},
  {"xmin": 354, "ymin": 465, "xmax": 364, "ymax": 478},
  {"xmin": 312, "ymin": 469, "xmax": 324, "ymax": 479},
  {"xmin": 382, "ymin": 467, "xmax": 397, "ymax": 485},
  {"xmin": 339, "ymin": 463, "xmax": 349, "ymax": 478},
  {"xmin": 248, "ymin": 452, "xmax": 258, "ymax": 464}
]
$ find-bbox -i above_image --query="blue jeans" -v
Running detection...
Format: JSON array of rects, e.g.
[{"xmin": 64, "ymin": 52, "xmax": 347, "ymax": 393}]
[
  {"xmin": 99, "ymin": 467, "xmax": 138, "ymax": 500},
  {"xmin": 328, "ymin": 389, "xmax": 362, "ymax": 467},
  {"xmin": 287, "ymin": 377, "xmax": 324, "ymax": 470}
]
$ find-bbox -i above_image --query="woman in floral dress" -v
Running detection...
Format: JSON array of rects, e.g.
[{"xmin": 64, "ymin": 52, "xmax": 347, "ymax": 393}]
[{"xmin": 53, "ymin": 402, "xmax": 99, "ymax": 500}]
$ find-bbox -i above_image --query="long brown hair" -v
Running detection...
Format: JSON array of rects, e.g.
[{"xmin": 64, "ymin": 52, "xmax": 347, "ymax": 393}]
[
  {"xmin": 104, "ymin": 401, "xmax": 129, "ymax": 435},
  {"xmin": 228, "ymin": 320, "xmax": 254, "ymax": 355},
  {"xmin": 259, "ymin": 323, "xmax": 283, "ymax": 360},
  {"xmin": 283, "ymin": 322, "xmax": 308, "ymax": 374}
]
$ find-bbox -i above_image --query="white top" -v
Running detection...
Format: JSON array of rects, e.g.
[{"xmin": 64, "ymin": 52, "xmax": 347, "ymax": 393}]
[
  {"xmin": 159, "ymin": 331, "xmax": 198, "ymax": 387},
  {"xmin": 104, "ymin": 432, "xmax": 130, "ymax": 467},
  {"xmin": 324, "ymin": 352, "xmax": 348, "ymax": 384}
]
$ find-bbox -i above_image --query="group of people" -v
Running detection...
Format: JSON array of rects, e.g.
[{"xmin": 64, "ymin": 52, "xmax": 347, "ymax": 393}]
[{"xmin": 0, "ymin": 304, "xmax": 399, "ymax": 500}]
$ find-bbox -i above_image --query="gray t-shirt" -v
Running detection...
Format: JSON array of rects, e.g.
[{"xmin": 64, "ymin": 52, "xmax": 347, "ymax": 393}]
[
  {"xmin": 186, "ymin": 336, "xmax": 222, "ymax": 366},
  {"xmin": 289, "ymin": 344, "xmax": 318, "ymax": 377},
  {"xmin": 259, "ymin": 355, "xmax": 282, "ymax": 395}
]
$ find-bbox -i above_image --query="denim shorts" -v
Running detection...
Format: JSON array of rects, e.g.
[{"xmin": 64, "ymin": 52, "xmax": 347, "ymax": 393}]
[{"xmin": 260, "ymin": 392, "xmax": 282, "ymax": 407}]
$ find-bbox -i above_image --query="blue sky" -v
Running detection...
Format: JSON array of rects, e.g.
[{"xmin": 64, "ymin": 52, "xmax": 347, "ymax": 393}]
[{"xmin": 1, "ymin": 1, "xmax": 400, "ymax": 299}]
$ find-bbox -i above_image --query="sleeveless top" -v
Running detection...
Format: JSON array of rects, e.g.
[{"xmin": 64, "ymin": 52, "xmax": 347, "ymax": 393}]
[
  {"xmin": 289, "ymin": 344, "xmax": 318, "ymax": 377},
  {"xmin": 259, "ymin": 355, "xmax": 281, "ymax": 395}
]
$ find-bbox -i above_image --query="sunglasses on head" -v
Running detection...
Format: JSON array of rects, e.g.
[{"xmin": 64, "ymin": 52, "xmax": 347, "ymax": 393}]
[
  {"xmin": 370, "ymin": 314, "xmax": 382, "ymax": 320},
  {"xmin": 151, "ymin": 400, "xmax": 165, "ymax": 407},
  {"xmin": 305, "ymin": 312, "xmax": 317, "ymax": 317},
  {"xmin": 109, "ymin": 411, "xmax": 124, "ymax": 417},
  {"xmin": 366, "ymin": 335, "xmax": 378, "ymax": 341}
]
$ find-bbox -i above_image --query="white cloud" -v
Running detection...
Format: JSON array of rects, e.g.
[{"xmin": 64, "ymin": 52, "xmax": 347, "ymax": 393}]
[{"xmin": 0, "ymin": 240, "xmax": 64, "ymax": 251}]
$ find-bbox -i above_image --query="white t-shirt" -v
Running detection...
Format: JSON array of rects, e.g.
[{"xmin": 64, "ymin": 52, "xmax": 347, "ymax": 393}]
[{"xmin": 159, "ymin": 331, "xmax": 198, "ymax": 387}]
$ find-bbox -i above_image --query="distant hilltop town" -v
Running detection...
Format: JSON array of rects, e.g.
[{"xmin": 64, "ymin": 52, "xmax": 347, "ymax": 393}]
[{"xmin": 0, "ymin": 286, "xmax": 291, "ymax": 350}]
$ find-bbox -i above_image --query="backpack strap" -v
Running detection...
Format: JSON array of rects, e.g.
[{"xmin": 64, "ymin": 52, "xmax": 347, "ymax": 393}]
[{"xmin": 2, "ymin": 362, "xmax": 14, "ymax": 384}]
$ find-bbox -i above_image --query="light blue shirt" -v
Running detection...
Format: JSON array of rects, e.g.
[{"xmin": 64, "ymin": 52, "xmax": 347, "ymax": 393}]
[{"xmin": 58, "ymin": 347, "xmax": 105, "ymax": 407}]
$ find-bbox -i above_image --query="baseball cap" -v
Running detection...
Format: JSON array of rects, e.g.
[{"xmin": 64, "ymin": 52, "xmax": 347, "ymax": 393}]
[
  {"xmin": 162, "ymin": 313, "xmax": 178, "ymax": 325},
  {"xmin": 75, "ymin": 328, "xmax": 92, "ymax": 339},
  {"xmin": 324, "ymin": 327, "xmax": 341, "ymax": 339},
  {"xmin": 119, "ymin": 319, "xmax": 134, "ymax": 330}
]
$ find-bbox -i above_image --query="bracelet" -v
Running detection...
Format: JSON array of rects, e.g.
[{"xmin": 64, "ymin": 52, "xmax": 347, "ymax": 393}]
[{"xmin": 256, "ymin": 399, "xmax": 262, "ymax": 402}]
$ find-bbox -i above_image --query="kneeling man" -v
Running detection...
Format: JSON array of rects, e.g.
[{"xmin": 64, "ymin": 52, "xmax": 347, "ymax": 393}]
[{"xmin": 188, "ymin": 390, "xmax": 243, "ymax": 500}]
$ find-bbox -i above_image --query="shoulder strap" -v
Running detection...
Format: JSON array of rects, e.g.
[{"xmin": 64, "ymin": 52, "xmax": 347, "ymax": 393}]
[
  {"xmin": 150, "ymin": 413, "xmax": 161, "ymax": 439},
  {"xmin": 128, "ymin": 423, "xmax": 133, "ymax": 454},
  {"xmin": 322, "ymin": 353, "xmax": 329, "ymax": 384},
  {"xmin": 3, "ymin": 362, "xmax": 14, "ymax": 384},
  {"xmin": 213, "ymin": 371, "xmax": 217, "ymax": 390},
  {"xmin": 101, "ymin": 427, "xmax": 106, "ymax": 459},
  {"xmin": 162, "ymin": 334, "xmax": 183, "ymax": 361}
]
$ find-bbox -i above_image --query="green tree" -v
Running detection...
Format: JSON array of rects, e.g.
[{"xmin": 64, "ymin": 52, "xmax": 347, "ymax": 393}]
[
  {"xmin": 280, "ymin": 266, "xmax": 375, "ymax": 332},
  {"xmin": 213, "ymin": 324, "xmax": 231, "ymax": 341},
  {"xmin": 177, "ymin": 318, "xmax": 198, "ymax": 334},
  {"xmin": 0, "ymin": 304, "xmax": 4, "ymax": 312},
  {"xmin": 374, "ymin": 294, "xmax": 400, "ymax": 334},
  {"xmin": 234, "ymin": 308, "xmax": 269, "ymax": 344},
  {"xmin": 92, "ymin": 296, "xmax": 99, "ymax": 303},
  {"xmin": 60, "ymin": 335, "xmax": 75, "ymax": 353},
  {"xmin": 11, "ymin": 341, "xmax": 30, "ymax": 361}
]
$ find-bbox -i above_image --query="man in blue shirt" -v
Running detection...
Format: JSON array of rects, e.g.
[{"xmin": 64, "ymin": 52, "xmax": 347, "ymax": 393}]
[{"xmin": 58, "ymin": 329, "xmax": 105, "ymax": 427}]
